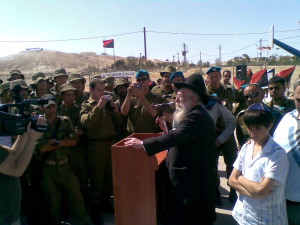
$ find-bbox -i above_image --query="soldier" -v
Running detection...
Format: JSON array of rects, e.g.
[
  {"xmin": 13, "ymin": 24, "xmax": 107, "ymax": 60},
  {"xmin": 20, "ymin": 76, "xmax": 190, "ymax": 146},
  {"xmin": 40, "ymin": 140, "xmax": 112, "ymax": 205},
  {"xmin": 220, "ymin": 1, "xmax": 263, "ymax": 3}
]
[
  {"xmin": 0, "ymin": 81, "xmax": 13, "ymax": 104},
  {"xmin": 206, "ymin": 66, "xmax": 245, "ymax": 114},
  {"xmin": 103, "ymin": 76, "xmax": 115, "ymax": 93},
  {"xmin": 52, "ymin": 68, "xmax": 68, "ymax": 93},
  {"xmin": 80, "ymin": 79, "xmax": 122, "ymax": 222},
  {"xmin": 121, "ymin": 70, "xmax": 166, "ymax": 133},
  {"xmin": 267, "ymin": 76, "xmax": 295, "ymax": 115},
  {"xmin": 36, "ymin": 94, "xmax": 89, "ymax": 225},
  {"xmin": 57, "ymin": 83, "xmax": 88, "ymax": 202},
  {"xmin": 152, "ymin": 65, "xmax": 176, "ymax": 102},
  {"xmin": 29, "ymin": 72, "xmax": 54, "ymax": 98},
  {"xmin": 222, "ymin": 70, "xmax": 232, "ymax": 86},
  {"xmin": 68, "ymin": 73, "xmax": 89, "ymax": 105},
  {"xmin": 113, "ymin": 78, "xmax": 130, "ymax": 140},
  {"xmin": 7, "ymin": 69, "xmax": 25, "ymax": 81}
]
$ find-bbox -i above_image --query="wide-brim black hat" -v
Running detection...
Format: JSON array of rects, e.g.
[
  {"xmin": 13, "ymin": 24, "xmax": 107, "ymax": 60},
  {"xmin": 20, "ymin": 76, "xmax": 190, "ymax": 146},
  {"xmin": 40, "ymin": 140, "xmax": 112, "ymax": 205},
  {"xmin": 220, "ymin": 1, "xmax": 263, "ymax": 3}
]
[{"xmin": 174, "ymin": 73, "xmax": 209, "ymax": 105}]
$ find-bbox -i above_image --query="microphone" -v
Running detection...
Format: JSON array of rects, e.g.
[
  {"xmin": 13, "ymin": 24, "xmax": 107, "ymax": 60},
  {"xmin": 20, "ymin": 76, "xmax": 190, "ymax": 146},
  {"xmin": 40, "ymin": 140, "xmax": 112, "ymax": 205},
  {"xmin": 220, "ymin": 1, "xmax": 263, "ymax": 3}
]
[{"xmin": 152, "ymin": 102, "xmax": 175, "ymax": 109}]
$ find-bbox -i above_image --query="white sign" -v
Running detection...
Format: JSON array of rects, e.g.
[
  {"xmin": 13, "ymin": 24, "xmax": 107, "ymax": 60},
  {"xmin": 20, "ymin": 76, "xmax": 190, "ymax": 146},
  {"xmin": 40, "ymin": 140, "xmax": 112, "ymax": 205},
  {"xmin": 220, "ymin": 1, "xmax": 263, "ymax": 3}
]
[{"xmin": 101, "ymin": 71, "xmax": 135, "ymax": 78}]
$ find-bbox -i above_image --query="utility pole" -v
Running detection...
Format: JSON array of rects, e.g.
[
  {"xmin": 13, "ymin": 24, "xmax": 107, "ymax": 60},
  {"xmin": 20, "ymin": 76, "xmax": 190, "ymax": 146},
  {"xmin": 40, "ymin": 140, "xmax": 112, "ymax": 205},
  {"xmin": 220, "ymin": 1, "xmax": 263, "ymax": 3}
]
[
  {"xmin": 34, "ymin": 61, "xmax": 39, "ymax": 72},
  {"xmin": 199, "ymin": 51, "xmax": 202, "ymax": 73},
  {"xmin": 143, "ymin": 27, "xmax": 147, "ymax": 68},
  {"xmin": 219, "ymin": 45, "xmax": 222, "ymax": 65},
  {"xmin": 177, "ymin": 52, "xmax": 180, "ymax": 64},
  {"xmin": 259, "ymin": 38, "xmax": 262, "ymax": 70},
  {"xmin": 173, "ymin": 55, "xmax": 175, "ymax": 62},
  {"xmin": 182, "ymin": 43, "xmax": 188, "ymax": 65}
]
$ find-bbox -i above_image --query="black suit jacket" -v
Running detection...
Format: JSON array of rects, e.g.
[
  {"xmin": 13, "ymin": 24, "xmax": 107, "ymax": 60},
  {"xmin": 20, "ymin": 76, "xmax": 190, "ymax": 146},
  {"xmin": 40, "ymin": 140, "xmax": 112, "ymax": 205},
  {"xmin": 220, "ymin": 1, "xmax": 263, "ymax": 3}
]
[{"xmin": 143, "ymin": 104, "xmax": 217, "ymax": 225}]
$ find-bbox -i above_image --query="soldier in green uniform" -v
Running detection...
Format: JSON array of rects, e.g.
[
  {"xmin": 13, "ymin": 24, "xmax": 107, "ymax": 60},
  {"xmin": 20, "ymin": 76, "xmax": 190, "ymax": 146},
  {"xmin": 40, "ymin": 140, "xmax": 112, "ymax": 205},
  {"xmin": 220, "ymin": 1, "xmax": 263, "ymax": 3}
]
[
  {"xmin": 57, "ymin": 83, "xmax": 88, "ymax": 203},
  {"xmin": 80, "ymin": 79, "xmax": 122, "ymax": 222},
  {"xmin": 68, "ymin": 74, "xmax": 89, "ymax": 105},
  {"xmin": 151, "ymin": 65, "xmax": 176, "ymax": 102},
  {"xmin": 7, "ymin": 69, "xmax": 25, "ymax": 81},
  {"xmin": 36, "ymin": 94, "xmax": 89, "ymax": 225},
  {"xmin": 0, "ymin": 81, "xmax": 13, "ymax": 104},
  {"xmin": 113, "ymin": 78, "xmax": 130, "ymax": 140},
  {"xmin": 222, "ymin": 70, "xmax": 233, "ymax": 86},
  {"xmin": 52, "ymin": 68, "xmax": 68, "ymax": 94},
  {"xmin": 206, "ymin": 66, "xmax": 245, "ymax": 114},
  {"xmin": 267, "ymin": 76, "xmax": 295, "ymax": 115},
  {"xmin": 121, "ymin": 70, "xmax": 166, "ymax": 133}
]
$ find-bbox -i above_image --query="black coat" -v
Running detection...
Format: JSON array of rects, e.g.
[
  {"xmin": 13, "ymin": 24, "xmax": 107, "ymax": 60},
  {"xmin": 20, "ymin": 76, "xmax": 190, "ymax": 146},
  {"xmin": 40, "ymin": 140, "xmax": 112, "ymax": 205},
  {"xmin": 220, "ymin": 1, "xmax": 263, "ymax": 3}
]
[{"xmin": 143, "ymin": 105, "xmax": 217, "ymax": 225}]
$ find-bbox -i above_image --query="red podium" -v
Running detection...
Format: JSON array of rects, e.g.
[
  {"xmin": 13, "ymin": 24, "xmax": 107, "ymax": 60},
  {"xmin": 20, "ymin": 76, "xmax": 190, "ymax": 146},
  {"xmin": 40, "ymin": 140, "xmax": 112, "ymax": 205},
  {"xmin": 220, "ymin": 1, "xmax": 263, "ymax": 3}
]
[{"xmin": 111, "ymin": 133, "xmax": 167, "ymax": 225}]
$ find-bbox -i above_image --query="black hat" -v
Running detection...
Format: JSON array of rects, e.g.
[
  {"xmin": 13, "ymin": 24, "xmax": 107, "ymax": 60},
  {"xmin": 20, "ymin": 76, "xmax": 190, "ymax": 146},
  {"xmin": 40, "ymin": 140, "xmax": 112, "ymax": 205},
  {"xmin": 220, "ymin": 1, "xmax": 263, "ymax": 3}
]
[{"xmin": 174, "ymin": 73, "xmax": 209, "ymax": 105}]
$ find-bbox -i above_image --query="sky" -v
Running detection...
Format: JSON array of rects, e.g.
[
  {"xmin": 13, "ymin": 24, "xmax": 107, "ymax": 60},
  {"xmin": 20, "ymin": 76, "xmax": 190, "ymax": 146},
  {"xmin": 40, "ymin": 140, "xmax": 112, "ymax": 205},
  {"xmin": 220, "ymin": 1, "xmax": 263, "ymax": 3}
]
[{"xmin": 0, "ymin": 0, "xmax": 299, "ymax": 63}]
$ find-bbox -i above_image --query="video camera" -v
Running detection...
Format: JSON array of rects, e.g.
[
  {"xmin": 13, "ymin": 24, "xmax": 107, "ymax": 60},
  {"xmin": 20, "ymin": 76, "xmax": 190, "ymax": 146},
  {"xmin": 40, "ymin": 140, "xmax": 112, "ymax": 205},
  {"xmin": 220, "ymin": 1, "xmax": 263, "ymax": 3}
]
[
  {"xmin": 0, "ymin": 99, "xmax": 49, "ymax": 136},
  {"xmin": 0, "ymin": 85, "xmax": 49, "ymax": 136}
]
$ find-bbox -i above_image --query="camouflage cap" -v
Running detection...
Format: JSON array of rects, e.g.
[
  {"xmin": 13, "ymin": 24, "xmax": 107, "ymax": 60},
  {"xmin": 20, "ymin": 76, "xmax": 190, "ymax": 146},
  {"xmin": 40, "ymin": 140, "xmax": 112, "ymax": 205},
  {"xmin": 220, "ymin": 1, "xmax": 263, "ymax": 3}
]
[
  {"xmin": 41, "ymin": 94, "xmax": 56, "ymax": 108},
  {"xmin": 53, "ymin": 68, "xmax": 68, "ymax": 78},
  {"xmin": 103, "ymin": 76, "xmax": 115, "ymax": 87},
  {"xmin": 10, "ymin": 79, "xmax": 30, "ymax": 90},
  {"xmin": 59, "ymin": 83, "xmax": 77, "ymax": 95},
  {"xmin": 113, "ymin": 78, "xmax": 129, "ymax": 93},
  {"xmin": 160, "ymin": 65, "xmax": 176, "ymax": 77},
  {"xmin": 68, "ymin": 73, "xmax": 85, "ymax": 83},
  {"xmin": 8, "ymin": 69, "xmax": 24, "ymax": 81},
  {"xmin": 0, "ymin": 81, "xmax": 11, "ymax": 94},
  {"xmin": 91, "ymin": 75, "xmax": 102, "ymax": 80},
  {"xmin": 32, "ymin": 72, "xmax": 48, "ymax": 85}
]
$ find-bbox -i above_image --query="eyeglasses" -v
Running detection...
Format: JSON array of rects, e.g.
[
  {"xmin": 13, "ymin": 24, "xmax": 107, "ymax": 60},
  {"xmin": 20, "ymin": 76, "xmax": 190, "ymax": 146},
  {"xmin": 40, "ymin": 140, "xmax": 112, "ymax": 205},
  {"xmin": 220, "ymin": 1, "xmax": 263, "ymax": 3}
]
[
  {"xmin": 268, "ymin": 86, "xmax": 280, "ymax": 91},
  {"xmin": 136, "ymin": 77, "xmax": 148, "ymax": 82},
  {"xmin": 244, "ymin": 92, "xmax": 261, "ymax": 100}
]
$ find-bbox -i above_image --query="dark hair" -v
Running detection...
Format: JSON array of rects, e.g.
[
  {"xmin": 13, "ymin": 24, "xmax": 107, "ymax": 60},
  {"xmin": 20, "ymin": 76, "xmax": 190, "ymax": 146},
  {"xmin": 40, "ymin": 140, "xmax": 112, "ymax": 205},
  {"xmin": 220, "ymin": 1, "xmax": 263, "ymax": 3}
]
[
  {"xmin": 223, "ymin": 70, "xmax": 231, "ymax": 75},
  {"xmin": 269, "ymin": 76, "xmax": 285, "ymax": 86},
  {"xmin": 89, "ymin": 78, "xmax": 104, "ymax": 90},
  {"xmin": 243, "ymin": 110, "xmax": 273, "ymax": 128}
]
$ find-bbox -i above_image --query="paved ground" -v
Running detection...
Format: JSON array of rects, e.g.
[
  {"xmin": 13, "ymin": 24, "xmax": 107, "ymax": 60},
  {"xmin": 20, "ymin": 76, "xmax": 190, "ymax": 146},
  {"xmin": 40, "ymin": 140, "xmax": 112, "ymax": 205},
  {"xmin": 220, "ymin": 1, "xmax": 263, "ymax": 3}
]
[{"xmin": 100, "ymin": 156, "xmax": 236, "ymax": 225}]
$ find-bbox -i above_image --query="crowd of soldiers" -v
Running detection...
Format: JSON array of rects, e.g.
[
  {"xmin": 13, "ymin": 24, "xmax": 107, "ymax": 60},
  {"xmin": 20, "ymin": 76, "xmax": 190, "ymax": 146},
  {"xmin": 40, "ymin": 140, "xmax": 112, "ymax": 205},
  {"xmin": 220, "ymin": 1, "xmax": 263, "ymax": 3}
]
[{"xmin": 0, "ymin": 66, "xmax": 295, "ymax": 225}]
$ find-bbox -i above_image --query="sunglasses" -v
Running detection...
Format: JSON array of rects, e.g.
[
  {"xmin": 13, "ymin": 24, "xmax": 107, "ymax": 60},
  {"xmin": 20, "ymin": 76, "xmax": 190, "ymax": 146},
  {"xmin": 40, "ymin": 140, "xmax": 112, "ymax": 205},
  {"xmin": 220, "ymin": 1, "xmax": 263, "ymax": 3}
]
[
  {"xmin": 137, "ymin": 77, "xmax": 148, "ymax": 82},
  {"xmin": 224, "ymin": 75, "xmax": 231, "ymax": 78},
  {"xmin": 244, "ymin": 92, "xmax": 261, "ymax": 100}
]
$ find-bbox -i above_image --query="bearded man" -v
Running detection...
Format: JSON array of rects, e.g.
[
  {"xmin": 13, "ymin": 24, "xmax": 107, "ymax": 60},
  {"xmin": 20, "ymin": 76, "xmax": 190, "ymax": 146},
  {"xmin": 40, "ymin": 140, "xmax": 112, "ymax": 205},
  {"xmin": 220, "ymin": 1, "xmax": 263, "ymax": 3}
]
[{"xmin": 125, "ymin": 74, "xmax": 217, "ymax": 225}]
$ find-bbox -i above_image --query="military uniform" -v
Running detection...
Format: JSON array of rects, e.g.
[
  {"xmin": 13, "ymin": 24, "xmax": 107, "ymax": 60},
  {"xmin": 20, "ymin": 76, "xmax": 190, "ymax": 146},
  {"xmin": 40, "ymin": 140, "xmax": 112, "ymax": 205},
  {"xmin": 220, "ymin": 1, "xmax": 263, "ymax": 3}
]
[
  {"xmin": 151, "ymin": 85, "xmax": 175, "ymax": 102},
  {"xmin": 58, "ymin": 103, "xmax": 88, "ymax": 201},
  {"xmin": 76, "ymin": 91, "xmax": 90, "ymax": 106},
  {"xmin": 127, "ymin": 92, "xmax": 166, "ymax": 133},
  {"xmin": 80, "ymin": 97, "xmax": 122, "ymax": 209},
  {"xmin": 0, "ymin": 81, "xmax": 13, "ymax": 104},
  {"xmin": 206, "ymin": 84, "xmax": 245, "ymax": 113},
  {"xmin": 266, "ymin": 97, "xmax": 295, "ymax": 116},
  {"xmin": 35, "ymin": 116, "xmax": 89, "ymax": 225}
]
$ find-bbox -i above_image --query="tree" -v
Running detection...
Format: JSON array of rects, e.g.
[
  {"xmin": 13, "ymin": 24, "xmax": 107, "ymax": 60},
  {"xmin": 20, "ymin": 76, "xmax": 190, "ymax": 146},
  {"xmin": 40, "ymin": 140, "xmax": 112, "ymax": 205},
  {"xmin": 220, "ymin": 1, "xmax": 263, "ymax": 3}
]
[
  {"xmin": 126, "ymin": 56, "xmax": 139, "ymax": 70},
  {"xmin": 113, "ymin": 59, "xmax": 126, "ymax": 70}
]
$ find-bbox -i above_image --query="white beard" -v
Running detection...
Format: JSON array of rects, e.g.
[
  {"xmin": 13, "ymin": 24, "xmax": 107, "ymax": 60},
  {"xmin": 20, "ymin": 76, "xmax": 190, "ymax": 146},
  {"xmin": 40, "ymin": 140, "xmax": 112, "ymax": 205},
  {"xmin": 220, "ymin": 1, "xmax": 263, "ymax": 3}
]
[{"xmin": 173, "ymin": 100, "xmax": 192, "ymax": 127}]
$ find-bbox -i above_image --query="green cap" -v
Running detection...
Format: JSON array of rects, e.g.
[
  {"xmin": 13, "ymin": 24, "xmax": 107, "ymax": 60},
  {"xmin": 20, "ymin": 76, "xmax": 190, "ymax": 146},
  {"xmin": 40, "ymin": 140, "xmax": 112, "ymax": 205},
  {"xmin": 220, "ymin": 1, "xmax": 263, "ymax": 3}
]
[
  {"xmin": 103, "ymin": 76, "xmax": 115, "ymax": 87},
  {"xmin": 113, "ymin": 78, "xmax": 129, "ymax": 93},
  {"xmin": 160, "ymin": 66, "xmax": 176, "ymax": 77},
  {"xmin": 10, "ymin": 79, "xmax": 30, "ymax": 90},
  {"xmin": 53, "ymin": 68, "xmax": 68, "ymax": 78},
  {"xmin": 59, "ymin": 83, "xmax": 77, "ymax": 95},
  {"xmin": 91, "ymin": 75, "xmax": 102, "ymax": 80},
  {"xmin": 41, "ymin": 94, "xmax": 56, "ymax": 108},
  {"xmin": 8, "ymin": 69, "xmax": 24, "ymax": 81},
  {"xmin": 0, "ymin": 81, "xmax": 11, "ymax": 94},
  {"xmin": 68, "ymin": 73, "xmax": 85, "ymax": 83}
]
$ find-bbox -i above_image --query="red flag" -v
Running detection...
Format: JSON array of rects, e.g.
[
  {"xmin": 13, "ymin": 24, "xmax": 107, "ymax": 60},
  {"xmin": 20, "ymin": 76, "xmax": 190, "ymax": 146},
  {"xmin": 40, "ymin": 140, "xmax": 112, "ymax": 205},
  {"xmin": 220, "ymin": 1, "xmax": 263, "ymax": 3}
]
[
  {"xmin": 244, "ymin": 69, "xmax": 253, "ymax": 85},
  {"xmin": 103, "ymin": 39, "xmax": 114, "ymax": 48},
  {"xmin": 277, "ymin": 66, "xmax": 296, "ymax": 83},
  {"xmin": 234, "ymin": 77, "xmax": 246, "ymax": 89},
  {"xmin": 250, "ymin": 68, "xmax": 268, "ymax": 86}
]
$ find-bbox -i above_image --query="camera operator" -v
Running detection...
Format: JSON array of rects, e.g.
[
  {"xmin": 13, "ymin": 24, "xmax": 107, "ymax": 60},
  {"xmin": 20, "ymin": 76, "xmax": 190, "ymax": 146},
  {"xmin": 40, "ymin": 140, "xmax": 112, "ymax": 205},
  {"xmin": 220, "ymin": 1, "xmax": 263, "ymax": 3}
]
[
  {"xmin": 80, "ymin": 78, "xmax": 122, "ymax": 223},
  {"xmin": 121, "ymin": 70, "xmax": 167, "ymax": 133},
  {"xmin": 0, "ymin": 117, "xmax": 46, "ymax": 225}
]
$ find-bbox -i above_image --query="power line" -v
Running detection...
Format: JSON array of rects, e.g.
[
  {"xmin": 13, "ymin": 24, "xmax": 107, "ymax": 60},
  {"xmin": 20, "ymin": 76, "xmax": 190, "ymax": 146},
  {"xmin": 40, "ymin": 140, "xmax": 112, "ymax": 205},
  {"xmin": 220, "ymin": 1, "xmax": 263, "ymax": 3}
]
[{"xmin": 0, "ymin": 31, "xmax": 143, "ymax": 43}]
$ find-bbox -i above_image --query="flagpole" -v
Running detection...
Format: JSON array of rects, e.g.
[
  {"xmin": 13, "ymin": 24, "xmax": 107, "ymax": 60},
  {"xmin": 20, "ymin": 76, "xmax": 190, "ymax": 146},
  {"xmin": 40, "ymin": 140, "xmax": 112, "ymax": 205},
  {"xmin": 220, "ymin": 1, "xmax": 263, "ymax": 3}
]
[{"xmin": 113, "ymin": 47, "xmax": 116, "ymax": 71}]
